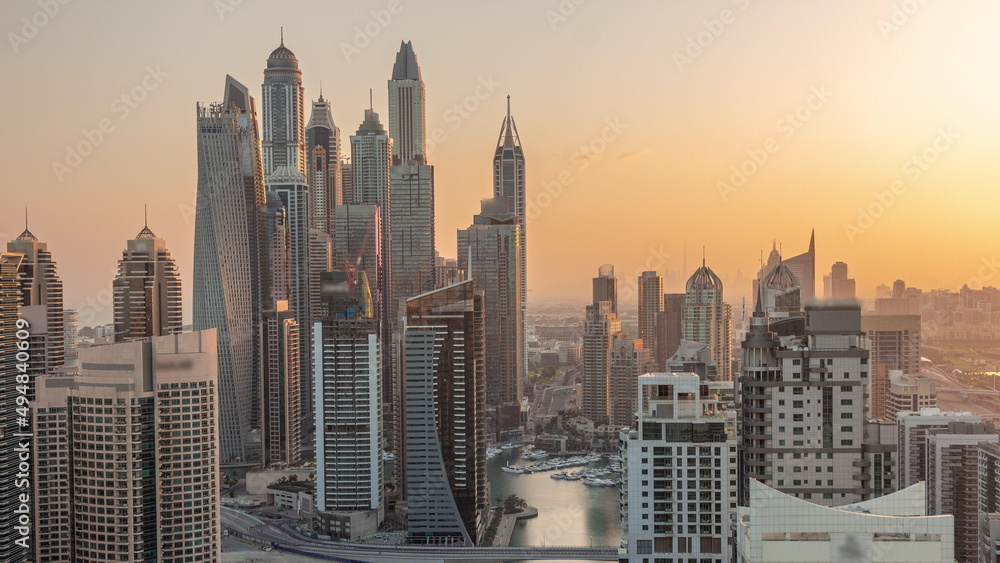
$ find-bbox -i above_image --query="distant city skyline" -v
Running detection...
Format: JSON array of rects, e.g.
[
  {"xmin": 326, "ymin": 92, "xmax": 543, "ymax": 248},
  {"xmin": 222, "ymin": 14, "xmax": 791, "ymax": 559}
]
[{"xmin": 4, "ymin": 1, "xmax": 1000, "ymax": 324}]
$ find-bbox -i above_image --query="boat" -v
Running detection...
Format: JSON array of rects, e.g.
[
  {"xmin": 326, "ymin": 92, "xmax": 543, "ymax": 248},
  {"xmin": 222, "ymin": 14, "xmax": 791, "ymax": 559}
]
[
  {"xmin": 523, "ymin": 449, "xmax": 549, "ymax": 461},
  {"xmin": 501, "ymin": 463, "xmax": 525, "ymax": 474},
  {"xmin": 550, "ymin": 472, "xmax": 568, "ymax": 479}
]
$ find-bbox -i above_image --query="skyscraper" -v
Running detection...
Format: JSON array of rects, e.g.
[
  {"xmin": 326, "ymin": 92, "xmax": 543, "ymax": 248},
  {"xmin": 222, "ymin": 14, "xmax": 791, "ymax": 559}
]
[
  {"xmin": 493, "ymin": 96, "xmax": 527, "ymax": 395},
  {"xmin": 7, "ymin": 225, "xmax": 64, "ymax": 382},
  {"xmin": 458, "ymin": 199, "xmax": 523, "ymax": 412},
  {"xmin": 593, "ymin": 264, "xmax": 617, "ymax": 313},
  {"xmin": 193, "ymin": 75, "xmax": 266, "ymax": 462},
  {"xmin": 313, "ymin": 271, "xmax": 383, "ymax": 539},
  {"xmin": 897, "ymin": 408, "xmax": 980, "ymax": 488},
  {"xmin": 637, "ymin": 270, "xmax": 664, "ymax": 361},
  {"xmin": 683, "ymin": 261, "xmax": 732, "ymax": 381},
  {"xmin": 267, "ymin": 166, "xmax": 312, "ymax": 418},
  {"xmin": 655, "ymin": 292, "xmax": 685, "ymax": 369},
  {"xmin": 583, "ymin": 267, "xmax": 623, "ymax": 423},
  {"xmin": 351, "ymin": 107, "xmax": 396, "ymax": 448},
  {"xmin": 608, "ymin": 338, "xmax": 652, "ymax": 428},
  {"xmin": 404, "ymin": 280, "xmax": 487, "ymax": 546},
  {"xmin": 262, "ymin": 33, "xmax": 306, "ymax": 176},
  {"xmin": 0, "ymin": 253, "xmax": 25, "ymax": 562},
  {"xmin": 260, "ymin": 300, "xmax": 301, "ymax": 467},
  {"xmin": 112, "ymin": 220, "xmax": 182, "ymax": 342},
  {"xmin": 31, "ymin": 330, "xmax": 221, "ymax": 562},
  {"xmin": 783, "ymin": 230, "xmax": 816, "ymax": 301},
  {"xmin": 827, "ymin": 261, "xmax": 856, "ymax": 299},
  {"xmin": 388, "ymin": 40, "xmax": 426, "ymax": 165},
  {"xmin": 306, "ymin": 93, "xmax": 342, "ymax": 234}
]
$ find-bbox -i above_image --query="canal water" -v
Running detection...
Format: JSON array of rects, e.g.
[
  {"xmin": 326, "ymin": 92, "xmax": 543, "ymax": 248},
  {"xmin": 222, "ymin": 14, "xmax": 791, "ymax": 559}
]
[{"xmin": 487, "ymin": 448, "xmax": 622, "ymax": 563}]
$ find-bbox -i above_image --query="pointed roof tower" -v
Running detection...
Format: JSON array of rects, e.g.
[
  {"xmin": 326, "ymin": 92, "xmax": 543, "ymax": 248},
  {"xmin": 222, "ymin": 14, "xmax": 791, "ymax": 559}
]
[{"xmin": 391, "ymin": 40, "xmax": 422, "ymax": 81}]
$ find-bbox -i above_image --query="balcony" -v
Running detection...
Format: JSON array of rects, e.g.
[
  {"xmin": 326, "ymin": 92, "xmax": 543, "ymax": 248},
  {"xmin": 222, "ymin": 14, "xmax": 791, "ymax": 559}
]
[{"xmin": 852, "ymin": 459, "xmax": 871, "ymax": 468}]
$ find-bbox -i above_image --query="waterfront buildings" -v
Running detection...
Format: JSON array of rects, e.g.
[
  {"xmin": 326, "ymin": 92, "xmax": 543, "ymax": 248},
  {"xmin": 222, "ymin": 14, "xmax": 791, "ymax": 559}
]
[
  {"xmin": 403, "ymin": 280, "xmax": 487, "ymax": 545},
  {"xmin": 897, "ymin": 408, "xmax": 980, "ymax": 488},
  {"xmin": 608, "ymin": 339, "xmax": 653, "ymax": 428},
  {"xmin": 582, "ymin": 268, "xmax": 623, "ymax": 423},
  {"xmin": 0, "ymin": 253, "xmax": 25, "ymax": 562},
  {"xmin": 260, "ymin": 300, "xmax": 301, "ymax": 467},
  {"xmin": 637, "ymin": 271, "xmax": 663, "ymax": 363},
  {"xmin": 261, "ymin": 35, "xmax": 306, "ymax": 176},
  {"xmin": 306, "ymin": 93, "xmax": 342, "ymax": 234}
]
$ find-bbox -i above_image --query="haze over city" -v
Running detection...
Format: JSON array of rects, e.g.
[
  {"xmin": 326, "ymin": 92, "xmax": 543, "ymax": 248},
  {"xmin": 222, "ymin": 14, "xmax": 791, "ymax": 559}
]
[{"xmin": 3, "ymin": 0, "xmax": 1000, "ymax": 324}]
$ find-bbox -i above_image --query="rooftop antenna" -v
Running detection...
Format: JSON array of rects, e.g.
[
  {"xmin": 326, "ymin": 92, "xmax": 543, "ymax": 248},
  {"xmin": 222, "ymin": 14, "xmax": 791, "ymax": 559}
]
[
  {"xmin": 507, "ymin": 94, "xmax": 511, "ymax": 122},
  {"xmin": 280, "ymin": 27, "xmax": 284, "ymax": 45},
  {"xmin": 319, "ymin": 81, "xmax": 323, "ymax": 99},
  {"xmin": 369, "ymin": 88, "xmax": 373, "ymax": 111},
  {"xmin": 24, "ymin": 208, "xmax": 28, "ymax": 231},
  {"xmin": 702, "ymin": 246, "xmax": 706, "ymax": 268},
  {"xmin": 144, "ymin": 204, "xmax": 148, "ymax": 229}
]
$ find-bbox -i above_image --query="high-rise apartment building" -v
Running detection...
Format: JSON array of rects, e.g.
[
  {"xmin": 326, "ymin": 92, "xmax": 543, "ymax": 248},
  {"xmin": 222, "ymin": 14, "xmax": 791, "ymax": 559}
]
[
  {"xmin": 886, "ymin": 370, "xmax": 937, "ymax": 423},
  {"xmin": 403, "ymin": 280, "xmax": 487, "ymax": 545},
  {"xmin": 458, "ymin": 200, "xmax": 523, "ymax": 411},
  {"xmin": 826, "ymin": 261, "xmax": 856, "ymax": 299},
  {"xmin": 306, "ymin": 93, "xmax": 341, "ymax": 234},
  {"xmin": 655, "ymin": 292, "xmax": 685, "ymax": 369},
  {"xmin": 593, "ymin": 264, "xmax": 617, "ymax": 313},
  {"xmin": 897, "ymin": 408, "xmax": 980, "ymax": 488},
  {"xmin": 862, "ymin": 314, "xmax": 921, "ymax": 375},
  {"xmin": 0, "ymin": 253, "xmax": 26, "ymax": 562},
  {"xmin": 608, "ymin": 338, "xmax": 653, "ymax": 428},
  {"xmin": 193, "ymin": 75, "xmax": 266, "ymax": 462},
  {"xmin": 63, "ymin": 308, "xmax": 78, "ymax": 359},
  {"xmin": 620, "ymin": 373, "xmax": 738, "ymax": 562},
  {"xmin": 926, "ymin": 421, "xmax": 999, "ymax": 563},
  {"xmin": 313, "ymin": 273, "xmax": 383, "ymax": 539},
  {"xmin": 683, "ymin": 261, "xmax": 732, "ymax": 381},
  {"xmin": 7, "ymin": 226, "xmax": 64, "ymax": 381},
  {"xmin": 267, "ymin": 166, "xmax": 312, "ymax": 418},
  {"xmin": 31, "ymin": 330, "xmax": 221, "ymax": 562},
  {"xmin": 261, "ymin": 35, "xmax": 306, "ymax": 176},
  {"xmin": 740, "ymin": 302, "xmax": 871, "ymax": 506},
  {"xmin": 112, "ymin": 221, "xmax": 182, "ymax": 342},
  {"xmin": 978, "ymin": 441, "xmax": 1000, "ymax": 563},
  {"xmin": 260, "ymin": 300, "xmax": 301, "ymax": 467},
  {"xmin": 638, "ymin": 271, "xmax": 664, "ymax": 361},
  {"xmin": 583, "ymin": 267, "xmax": 623, "ymax": 423}
]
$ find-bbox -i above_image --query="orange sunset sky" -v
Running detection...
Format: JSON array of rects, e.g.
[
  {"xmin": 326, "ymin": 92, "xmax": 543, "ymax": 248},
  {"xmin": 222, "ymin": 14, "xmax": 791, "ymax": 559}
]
[{"xmin": 2, "ymin": 0, "xmax": 999, "ymax": 325}]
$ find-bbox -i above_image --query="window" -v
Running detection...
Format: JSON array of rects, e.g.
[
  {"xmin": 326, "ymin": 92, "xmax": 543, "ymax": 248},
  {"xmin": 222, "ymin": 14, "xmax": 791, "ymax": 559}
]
[
  {"xmin": 840, "ymin": 399, "xmax": 853, "ymax": 406},
  {"xmin": 841, "ymin": 412, "xmax": 853, "ymax": 419},
  {"xmin": 793, "ymin": 414, "xmax": 803, "ymax": 422},
  {"xmin": 841, "ymin": 439, "xmax": 853, "ymax": 446},
  {"xmin": 840, "ymin": 426, "xmax": 853, "ymax": 433},
  {"xmin": 793, "ymin": 388, "xmax": 804, "ymax": 395},
  {"xmin": 840, "ymin": 386, "xmax": 851, "ymax": 392},
  {"xmin": 793, "ymin": 401, "xmax": 803, "ymax": 408},
  {"xmin": 793, "ymin": 428, "xmax": 804, "ymax": 435},
  {"xmin": 779, "ymin": 413, "xmax": 785, "ymax": 419}
]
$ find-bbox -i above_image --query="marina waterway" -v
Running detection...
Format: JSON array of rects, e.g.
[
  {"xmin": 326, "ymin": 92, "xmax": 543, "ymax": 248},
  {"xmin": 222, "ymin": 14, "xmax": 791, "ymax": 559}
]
[{"xmin": 487, "ymin": 447, "xmax": 623, "ymax": 563}]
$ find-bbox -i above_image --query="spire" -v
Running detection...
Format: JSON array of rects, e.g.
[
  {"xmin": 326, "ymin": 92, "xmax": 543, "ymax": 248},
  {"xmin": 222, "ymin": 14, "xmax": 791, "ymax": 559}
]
[
  {"xmin": 319, "ymin": 81, "xmax": 323, "ymax": 101},
  {"xmin": 496, "ymin": 95, "xmax": 521, "ymax": 150},
  {"xmin": 280, "ymin": 26, "xmax": 284, "ymax": 46},
  {"xmin": 369, "ymin": 88, "xmax": 373, "ymax": 111},
  {"xmin": 16, "ymin": 208, "xmax": 37, "ymax": 241},
  {"xmin": 136, "ymin": 205, "xmax": 157, "ymax": 239},
  {"xmin": 808, "ymin": 228, "xmax": 815, "ymax": 253},
  {"xmin": 391, "ymin": 40, "xmax": 422, "ymax": 81}
]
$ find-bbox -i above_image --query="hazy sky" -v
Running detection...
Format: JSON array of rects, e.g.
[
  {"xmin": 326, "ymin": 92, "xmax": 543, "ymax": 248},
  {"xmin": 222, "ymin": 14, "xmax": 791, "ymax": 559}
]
[{"xmin": 3, "ymin": 0, "xmax": 999, "ymax": 325}]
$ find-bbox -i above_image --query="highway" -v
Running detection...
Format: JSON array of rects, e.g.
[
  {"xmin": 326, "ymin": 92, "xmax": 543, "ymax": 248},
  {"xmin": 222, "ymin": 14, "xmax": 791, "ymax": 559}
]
[{"xmin": 222, "ymin": 507, "xmax": 618, "ymax": 562}]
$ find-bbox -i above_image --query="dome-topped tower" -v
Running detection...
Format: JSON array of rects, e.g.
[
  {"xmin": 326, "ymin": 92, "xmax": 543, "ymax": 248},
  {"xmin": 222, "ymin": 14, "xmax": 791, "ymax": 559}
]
[
  {"xmin": 265, "ymin": 29, "xmax": 300, "ymax": 75},
  {"xmin": 686, "ymin": 259, "xmax": 724, "ymax": 292},
  {"xmin": 763, "ymin": 259, "xmax": 799, "ymax": 291}
]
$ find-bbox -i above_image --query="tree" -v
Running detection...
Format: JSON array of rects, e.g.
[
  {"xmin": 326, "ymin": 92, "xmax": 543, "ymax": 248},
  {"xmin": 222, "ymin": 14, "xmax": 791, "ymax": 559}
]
[{"xmin": 503, "ymin": 494, "xmax": 527, "ymax": 514}]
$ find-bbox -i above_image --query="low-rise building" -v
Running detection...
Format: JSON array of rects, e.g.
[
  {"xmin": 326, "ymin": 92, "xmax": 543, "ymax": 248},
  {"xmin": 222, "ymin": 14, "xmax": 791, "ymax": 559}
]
[{"xmin": 736, "ymin": 480, "xmax": 954, "ymax": 562}]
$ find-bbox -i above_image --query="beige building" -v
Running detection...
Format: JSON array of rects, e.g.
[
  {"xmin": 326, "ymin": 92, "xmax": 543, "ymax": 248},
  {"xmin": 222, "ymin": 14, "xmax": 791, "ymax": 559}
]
[
  {"xmin": 31, "ymin": 330, "xmax": 221, "ymax": 562},
  {"xmin": 886, "ymin": 370, "xmax": 937, "ymax": 423}
]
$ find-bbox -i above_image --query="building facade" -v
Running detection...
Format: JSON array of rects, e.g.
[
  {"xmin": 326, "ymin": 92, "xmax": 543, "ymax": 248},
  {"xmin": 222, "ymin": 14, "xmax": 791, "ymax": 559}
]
[
  {"xmin": 193, "ymin": 76, "xmax": 266, "ymax": 462},
  {"xmin": 260, "ymin": 301, "xmax": 301, "ymax": 467},
  {"xmin": 112, "ymin": 223, "xmax": 182, "ymax": 342},
  {"xmin": 7, "ymin": 227, "xmax": 64, "ymax": 383},
  {"xmin": 31, "ymin": 331, "xmax": 221, "ymax": 562},
  {"xmin": 683, "ymin": 261, "xmax": 732, "ymax": 381},
  {"xmin": 261, "ymin": 36, "xmax": 306, "ymax": 176},
  {"xmin": 620, "ymin": 373, "xmax": 738, "ymax": 562},
  {"xmin": 403, "ymin": 280, "xmax": 487, "ymax": 545}
]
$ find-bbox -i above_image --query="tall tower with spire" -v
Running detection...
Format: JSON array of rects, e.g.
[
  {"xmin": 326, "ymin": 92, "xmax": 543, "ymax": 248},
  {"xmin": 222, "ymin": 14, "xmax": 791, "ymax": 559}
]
[
  {"xmin": 493, "ymin": 96, "xmax": 527, "ymax": 393},
  {"xmin": 193, "ymin": 75, "xmax": 267, "ymax": 462},
  {"xmin": 388, "ymin": 41, "xmax": 436, "ymax": 302},
  {"xmin": 112, "ymin": 215, "xmax": 182, "ymax": 342},
  {"xmin": 783, "ymin": 229, "xmax": 816, "ymax": 301},
  {"xmin": 306, "ymin": 90, "xmax": 342, "ymax": 234},
  {"xmin": 7, "ymin": 217, "xmax": 64, "ymax": 382},
  {"xmin": 682, "ymin": 259, "xmax": 733, "ymax": 381},
  {"xmin": 262, "ymin": 30, "xmax": 306, "ymax": 177}
]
